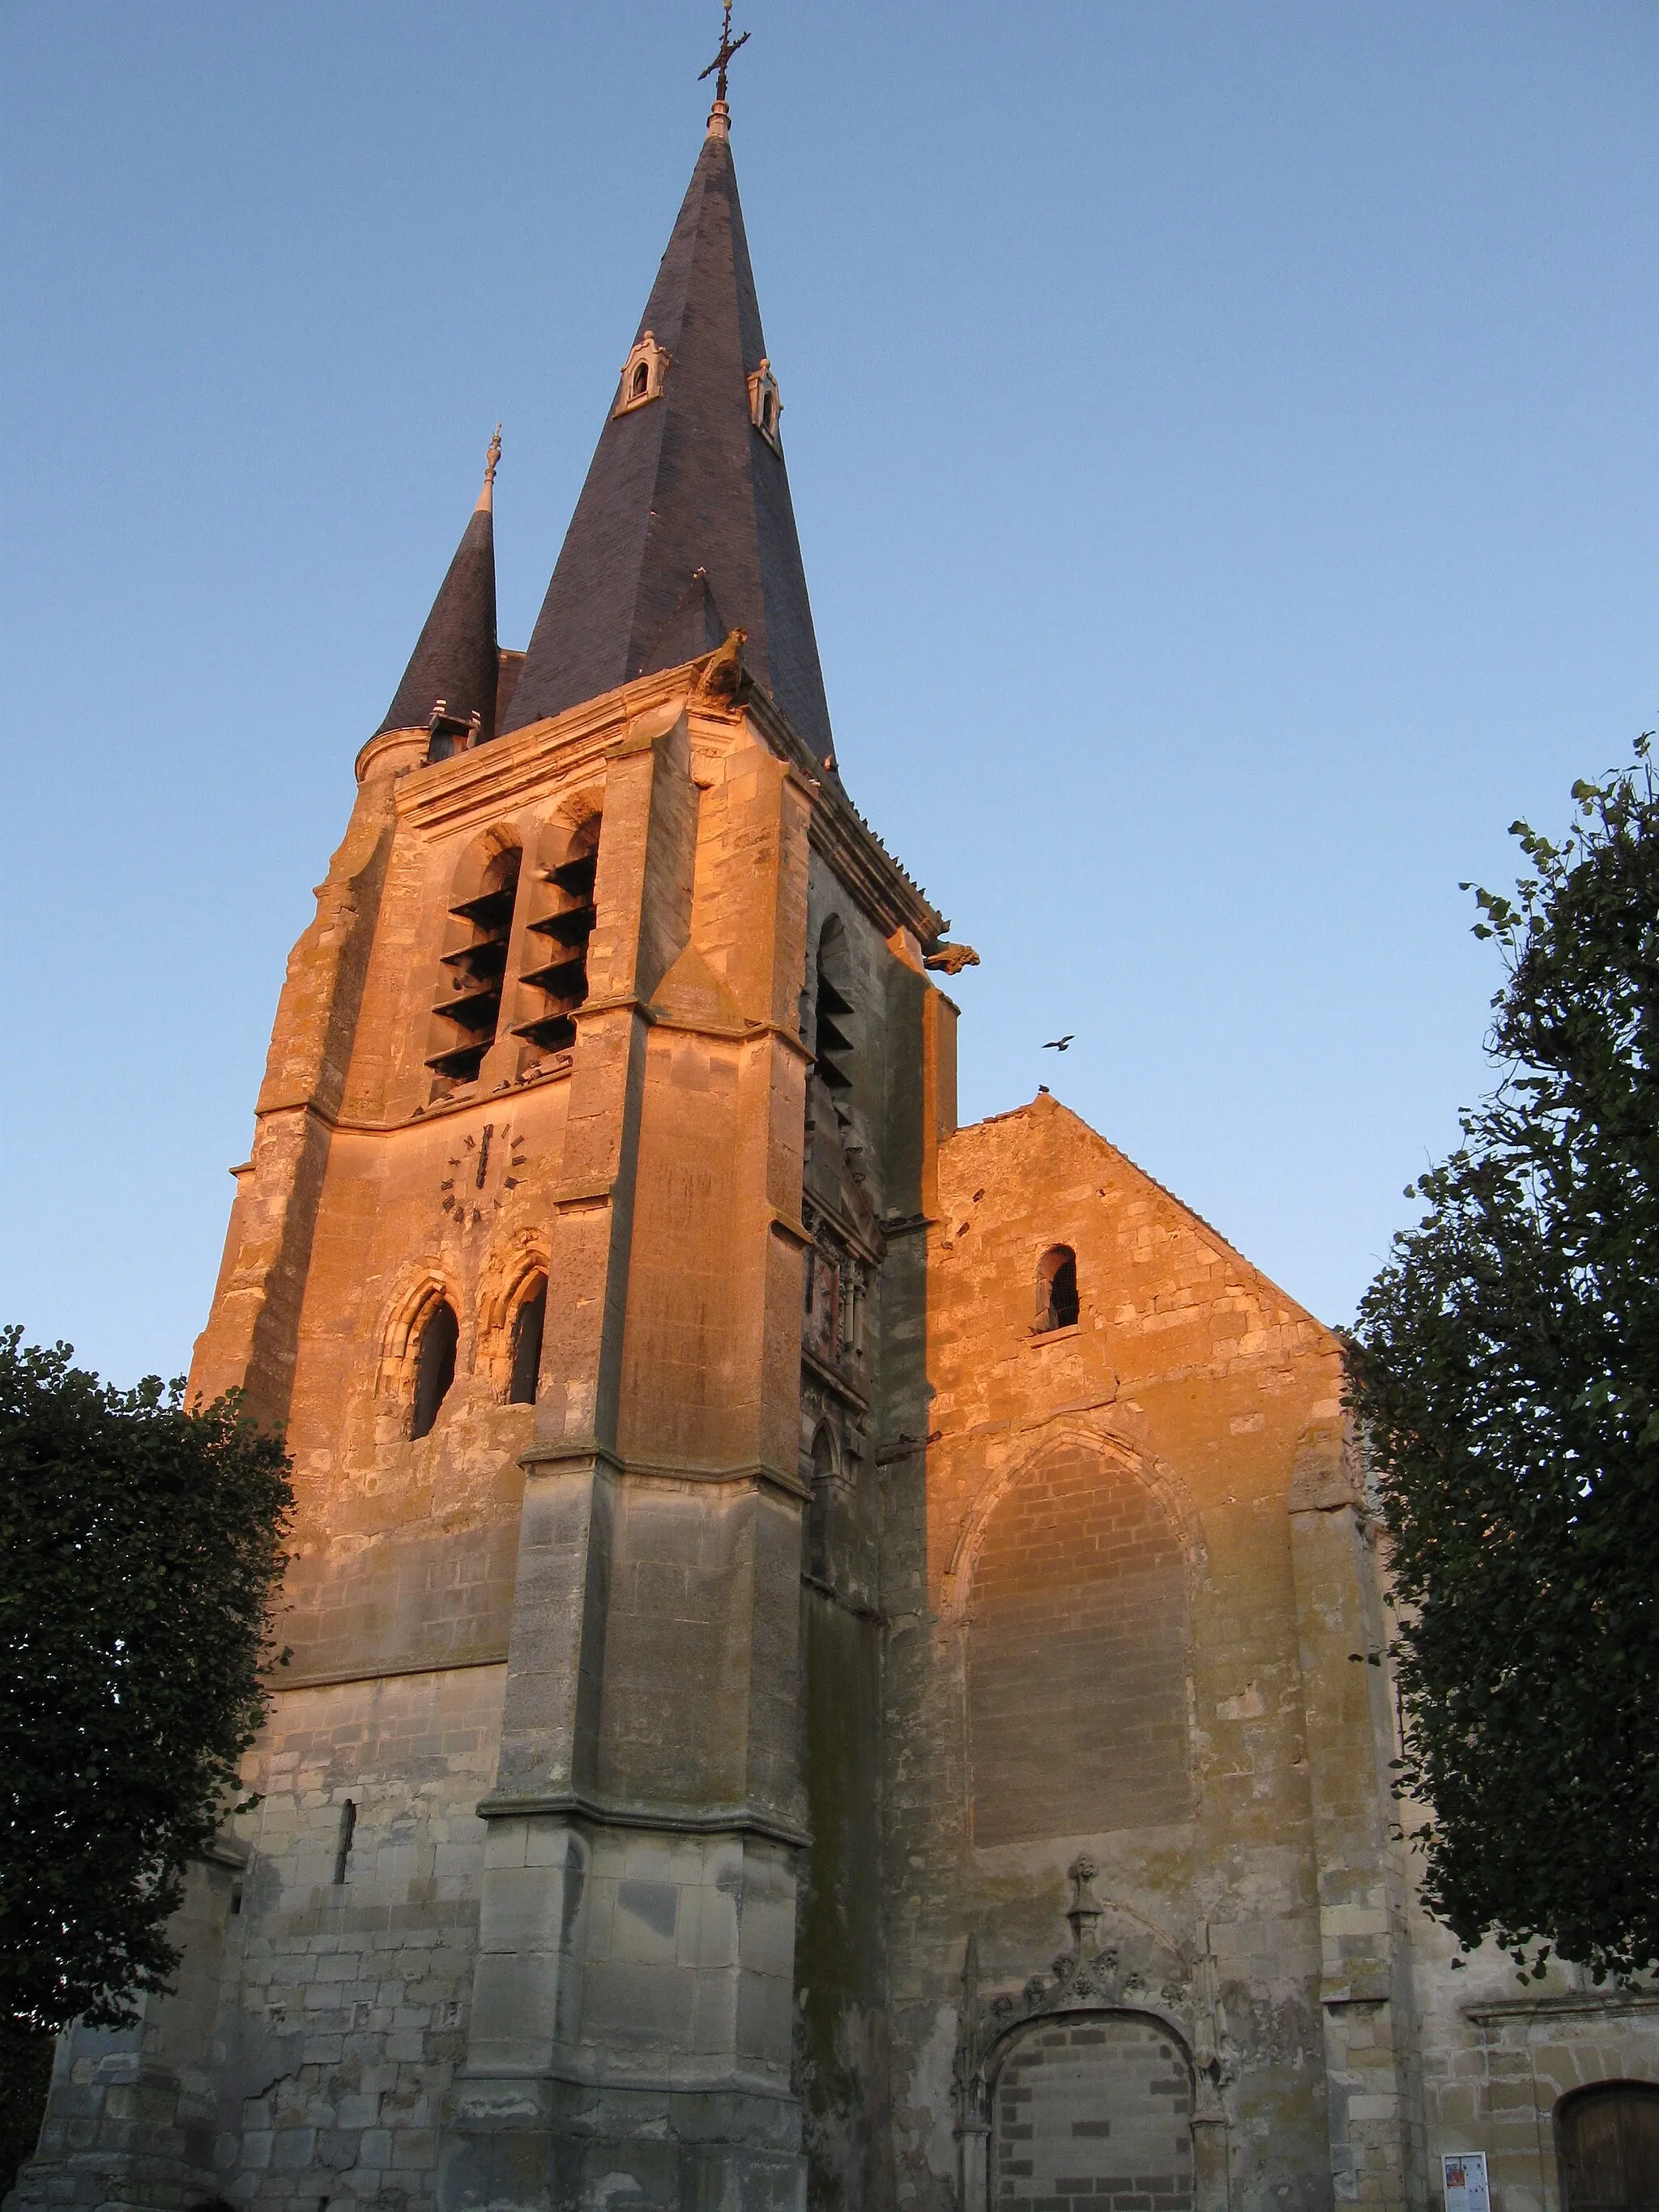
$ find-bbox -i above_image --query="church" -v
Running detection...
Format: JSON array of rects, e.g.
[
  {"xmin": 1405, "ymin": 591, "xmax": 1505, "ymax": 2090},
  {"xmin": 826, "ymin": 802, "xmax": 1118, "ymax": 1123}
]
[{"xmin": 19, "ymin": 64, "xmax": 1658, "ymax": 2212}]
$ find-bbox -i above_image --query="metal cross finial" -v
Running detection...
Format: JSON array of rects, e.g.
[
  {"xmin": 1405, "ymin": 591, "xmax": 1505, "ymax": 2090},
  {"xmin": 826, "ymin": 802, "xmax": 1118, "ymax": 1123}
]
[
  {"xmin": 484, "ymin": 424, "xmax": 501, "ymax": 487},
  {"xmin": 698, "ymin": 1, "xmax": 750, "ymax": 105}
]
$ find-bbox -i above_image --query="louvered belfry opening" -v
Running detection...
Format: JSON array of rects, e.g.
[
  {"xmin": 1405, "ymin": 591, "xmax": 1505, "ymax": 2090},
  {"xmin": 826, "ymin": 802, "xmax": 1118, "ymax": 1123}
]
[
  {"xmin": 428, "ymin": 847, "xmax": 521, "ymax": 1085},
  {"xmin": 814, "ymin": 918, "xmax": 855, "ymax": 1110},
  {"xmin": 515, "ymin": 820, "xmax": 601, "ymax": 1055}
]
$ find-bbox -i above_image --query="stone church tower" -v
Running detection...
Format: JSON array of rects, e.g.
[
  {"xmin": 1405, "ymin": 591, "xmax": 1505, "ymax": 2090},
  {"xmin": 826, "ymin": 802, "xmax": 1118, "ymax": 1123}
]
[{"xmin": 22, "ymin": 84, "xmax": 1659, "ymax": 2212}]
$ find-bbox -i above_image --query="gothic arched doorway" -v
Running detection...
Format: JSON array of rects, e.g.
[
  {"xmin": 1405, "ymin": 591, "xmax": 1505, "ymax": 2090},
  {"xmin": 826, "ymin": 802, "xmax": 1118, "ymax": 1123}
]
[
  {"xmin": 988, "ymin": 2012, "xmax": 1194, "ymax": 2212},
  {"xmin": 1559, "ymin": 2084, "xmax": 1659, "ymax": 2212}
]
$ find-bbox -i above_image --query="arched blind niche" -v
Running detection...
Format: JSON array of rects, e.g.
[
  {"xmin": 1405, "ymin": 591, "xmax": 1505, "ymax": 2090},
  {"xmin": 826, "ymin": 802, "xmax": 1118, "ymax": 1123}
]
[{"xmin": 966, "ymin": 1443, "xmax": 1192, "ymax": 1846}]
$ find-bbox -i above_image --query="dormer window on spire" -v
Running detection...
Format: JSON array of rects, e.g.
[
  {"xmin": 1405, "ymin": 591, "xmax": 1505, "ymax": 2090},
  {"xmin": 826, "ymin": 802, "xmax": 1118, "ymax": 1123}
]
[
  {"xmin": 748, "ymin": 357, "xmax": 782, "ymax": 451},
  {"xmin": 615, "ymin": 331, "xmax": 671, "ymax": 416}
]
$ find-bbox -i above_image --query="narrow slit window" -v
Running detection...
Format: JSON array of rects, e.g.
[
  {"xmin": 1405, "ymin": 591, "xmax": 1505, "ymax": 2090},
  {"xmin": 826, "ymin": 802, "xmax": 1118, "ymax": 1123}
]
[
  {"xmin": 332, "ymin": 1800, "xmax": 356, "ymax": 1886},
  {"xmin": 1035, "ymin": 1245, "xmax": 1079, "ymax": 1333},
  {"xmin": 509, "ymin": 1277, "xmax": 547, "ymax": 1405},
  {"xmin": 632, "ymin": 360, "xmax": 650, "ymax": 399},
  {"xmin": 412, "ymin": 1299, "xmax": 458, "ymax": 1438},
  {"xmin": 807, "ymin": 1426, "xmax": 835, "ymax": 1581},
  {"xmin": 515, "ymin": 820, "xmax": 601, "ymax": 1056},
  {"xmin": 428, "ymin": 846, "xmax": 521, "ymax": 1086}
]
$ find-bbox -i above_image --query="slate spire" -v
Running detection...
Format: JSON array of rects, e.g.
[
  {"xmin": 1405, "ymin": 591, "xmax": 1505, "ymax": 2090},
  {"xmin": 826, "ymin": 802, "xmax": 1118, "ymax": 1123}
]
[
  {"xmin": 502, "ymin": 115, "xmax": 834, "ymax": 759},
  {"xmin": 377, "ymin": 431, "xmax": 501, "ymax": 739}
]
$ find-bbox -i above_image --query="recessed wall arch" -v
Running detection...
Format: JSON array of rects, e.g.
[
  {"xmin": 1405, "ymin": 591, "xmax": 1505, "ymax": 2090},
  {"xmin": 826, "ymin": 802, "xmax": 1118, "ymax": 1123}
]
[
  {"xmin": 950, "ymin": 1425, "xmax": 1202, "ymax": 1848},
  {"xmin": 945, "ymin": 1421, "xmax": 1209, "ymax": 1614}
]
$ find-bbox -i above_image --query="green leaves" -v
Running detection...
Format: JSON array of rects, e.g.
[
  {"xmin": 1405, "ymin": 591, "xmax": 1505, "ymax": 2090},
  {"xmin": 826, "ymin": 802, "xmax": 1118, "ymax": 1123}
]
[
  {"xmin": 0, "ymin": 1330, "xmax": 292, "ymax": 2031},
  {"xmin": 1347, "ymin": 736, "xmax": 1659, "ymax": 1985}
]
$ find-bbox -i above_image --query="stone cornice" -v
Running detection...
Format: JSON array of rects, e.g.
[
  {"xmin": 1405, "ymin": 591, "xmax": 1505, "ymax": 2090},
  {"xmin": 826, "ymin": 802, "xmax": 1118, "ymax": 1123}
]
[
  {"xmin": 385, "ymin": 649, "xmax": 947, "ymax": 946},
  {"xmin": 472, "ymin": 1786, "xmax": 810, "ymax": 1850}
]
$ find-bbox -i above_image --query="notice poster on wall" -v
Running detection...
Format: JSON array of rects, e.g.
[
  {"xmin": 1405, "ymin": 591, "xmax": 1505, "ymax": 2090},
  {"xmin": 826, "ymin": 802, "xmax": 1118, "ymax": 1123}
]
[{"xmin": 1444, "ymin": 2153, "xmax": 1491, "ymax": 2212}]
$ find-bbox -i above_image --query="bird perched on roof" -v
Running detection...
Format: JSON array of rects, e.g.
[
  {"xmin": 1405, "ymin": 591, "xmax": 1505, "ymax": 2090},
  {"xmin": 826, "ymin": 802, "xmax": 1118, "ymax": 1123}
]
[{"xmin": 1043, "ymin": 1034, "xmax": 1074, "ymax": 1051}]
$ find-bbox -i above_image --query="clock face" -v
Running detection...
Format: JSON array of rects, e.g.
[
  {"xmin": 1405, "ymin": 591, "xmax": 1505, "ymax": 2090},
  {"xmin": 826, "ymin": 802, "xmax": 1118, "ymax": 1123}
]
[{"xmin": 441, "ymin": 1121, "xmax": 528, "ymax": 1230}]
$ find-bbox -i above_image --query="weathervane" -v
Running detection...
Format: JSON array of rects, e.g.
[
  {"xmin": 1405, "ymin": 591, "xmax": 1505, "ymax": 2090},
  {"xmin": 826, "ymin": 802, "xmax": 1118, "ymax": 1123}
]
[{"xmin": 699, "ymin": 1, "xmax": 750, "ymax": 107}]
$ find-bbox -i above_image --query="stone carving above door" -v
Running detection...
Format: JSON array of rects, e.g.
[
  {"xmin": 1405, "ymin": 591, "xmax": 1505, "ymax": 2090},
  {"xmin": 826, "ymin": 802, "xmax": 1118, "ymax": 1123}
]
[{"xmin": 953, "ymin": 1858, "xmax": 1238, "ymax": 2212}]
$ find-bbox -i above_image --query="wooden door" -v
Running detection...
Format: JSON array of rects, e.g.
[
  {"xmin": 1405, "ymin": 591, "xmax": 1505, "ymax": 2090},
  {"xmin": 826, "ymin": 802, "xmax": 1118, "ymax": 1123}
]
[{"xmin": 1560, "ymin": 2085, "xmax": 1659, "ymax": 2212}]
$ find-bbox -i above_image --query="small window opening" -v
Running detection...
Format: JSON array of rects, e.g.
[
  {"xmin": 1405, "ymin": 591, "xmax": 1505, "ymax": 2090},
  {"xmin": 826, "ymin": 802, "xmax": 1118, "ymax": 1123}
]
[
  {"xmin": 515, "ymin": 819, "xmax": 601, "ymax": 1055},
  {"xmin": 230, "ymin": 1882, "xmax": 243, "ymax": 1916},
  {"xmin": 509, "ymin": 1277, "xmax": 548, "ymax": 1405},
  {"xmin": 1034, "ymin": 1245, "xmax": 1079, "ymax": 1333},
  {"xmin": 428, "ymin": 846, "xmax": 521, "ymax": 1085},
  {"xmin": 332, "ymin": 1800, "xmax": 357, "ymax": 1886},
  {"xmin": 807, "ymin": 1426, "xmax": 835, "ymax": 1581},
  {"xmin": 411, "ymin": 1299, "xmax": 458, "ymax": 1438},
  {"xmin": 632, "ymin": 360, "xmax": 650, "ymax": 399}
]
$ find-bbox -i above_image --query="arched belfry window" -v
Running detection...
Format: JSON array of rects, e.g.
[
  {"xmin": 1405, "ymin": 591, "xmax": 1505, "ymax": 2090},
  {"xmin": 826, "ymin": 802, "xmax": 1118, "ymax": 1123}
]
[
  {"xmin": 514, "ymin": 816, "xmax": 601, "ymax": 1056},
  {"xmin": 429, "ymin": 843, "xmax": 521, "ymax": 1088},
  {"xmin": 508, "ymin": 1276, "xmax": 547, "ymax": 1405},
  {"xmin": 1034, "ymin": 1245, "xmax": 1079, "ymax": 1333},
  {"xmin": 411, "ymin": 1298, "xmax": 458, "ymax": 1438},
  {"xmin": 813, "ymin": 918, "xmax": 855, "ymax": 1110}
]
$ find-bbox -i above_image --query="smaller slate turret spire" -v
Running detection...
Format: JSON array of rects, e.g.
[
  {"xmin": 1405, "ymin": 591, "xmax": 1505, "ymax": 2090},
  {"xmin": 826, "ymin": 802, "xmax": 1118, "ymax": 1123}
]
[{"xmin": 376, "ymin": 430, "xmax": 501, "ymax": 739}]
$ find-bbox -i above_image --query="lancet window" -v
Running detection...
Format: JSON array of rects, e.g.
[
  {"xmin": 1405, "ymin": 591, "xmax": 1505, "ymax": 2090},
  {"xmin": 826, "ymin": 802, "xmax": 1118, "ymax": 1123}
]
[
  {"xmin": 428, "ymin": 844, "xmax": 521, "ymax": 1086},
  {"xmin": 508, "ymin": 1275, "xmax": 548, "ymax": 1405},
  {"xmin": 514, "ymin": 817, "xmax": 601, "ymax": 1056},
  {"xmin": 411, "ymin": 1298, "xmax": 458, "ymax": 1438}
]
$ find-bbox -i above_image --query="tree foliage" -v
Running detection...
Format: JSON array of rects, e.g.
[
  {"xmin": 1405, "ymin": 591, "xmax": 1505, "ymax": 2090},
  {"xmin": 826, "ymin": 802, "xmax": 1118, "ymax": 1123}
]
[
  {"xmin": 1346, "ymin": 739, "xmax": 1659, "ymax": 1983},
  {"xmin": 0, "ymin": 1330, "xmax": 292, "ymax": 2031}
]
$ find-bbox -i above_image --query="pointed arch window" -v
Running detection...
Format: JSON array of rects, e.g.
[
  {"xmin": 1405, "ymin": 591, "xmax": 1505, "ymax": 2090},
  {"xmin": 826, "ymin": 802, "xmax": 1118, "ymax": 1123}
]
[
  {"xmin": 411, "ymin": 1298, "xmax": 458, "ymax": 1438},
  {"xmin": 508, "ymin": 1276, "xmax": 548, "ymax": 1405},
  {"xmin": 429, "ymin": 844, "xmax": 521, "ymax": 1087},
  {"xmin": 1034, "ymin": 1245, "xmax": 1079, "ymax": 1334}
]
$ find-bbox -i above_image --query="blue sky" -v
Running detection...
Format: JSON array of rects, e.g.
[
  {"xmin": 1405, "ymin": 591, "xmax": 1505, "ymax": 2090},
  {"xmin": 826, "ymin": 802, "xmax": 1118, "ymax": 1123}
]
[{"xmin": 3, "ymin": 2, "xmax": 1655, "ymax": 1384}]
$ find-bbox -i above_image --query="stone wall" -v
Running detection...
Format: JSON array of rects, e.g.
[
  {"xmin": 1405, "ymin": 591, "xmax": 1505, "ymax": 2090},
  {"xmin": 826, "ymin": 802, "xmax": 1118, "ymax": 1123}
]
[{"xmin": 882, "ymin": 1093, "xmax": 1355, "ymax": 2212}]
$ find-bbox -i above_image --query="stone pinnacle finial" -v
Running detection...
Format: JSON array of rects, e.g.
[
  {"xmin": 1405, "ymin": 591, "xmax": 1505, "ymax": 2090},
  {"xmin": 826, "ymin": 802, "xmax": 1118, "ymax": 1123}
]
[
  {"xmin": 699, "ymin": 0, "xmax": 748, "ymax": 135},
  {"xmin": 476, "ymin": 424, "xmax": 502, "ymax": 513}
]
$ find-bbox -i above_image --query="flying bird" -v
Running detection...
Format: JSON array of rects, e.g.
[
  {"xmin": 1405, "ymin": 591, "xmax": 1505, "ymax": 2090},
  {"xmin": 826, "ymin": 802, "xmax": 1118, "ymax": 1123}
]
[{"xmin": 1043, "ymin": 1034, "xmax": 1074, "ymax": 1052}]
